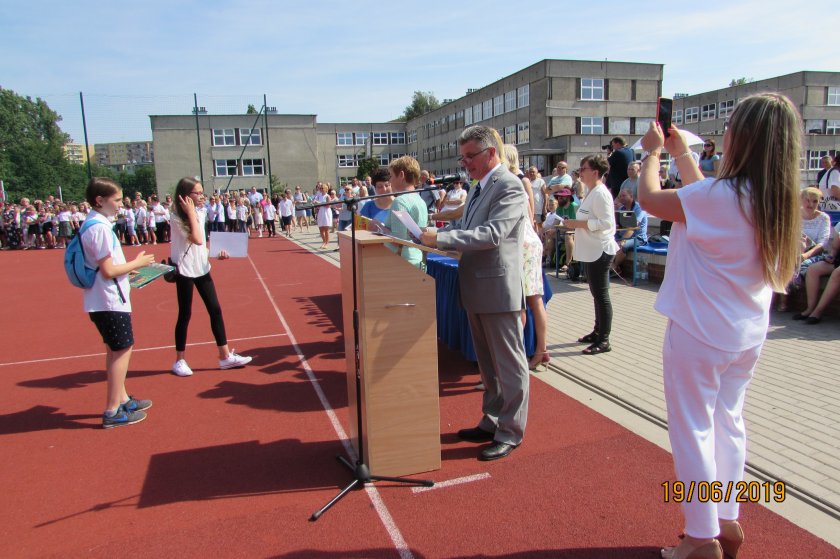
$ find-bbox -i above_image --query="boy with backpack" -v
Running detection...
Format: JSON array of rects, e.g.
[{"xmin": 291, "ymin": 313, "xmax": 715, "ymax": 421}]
[{"xmin": 67, "ymin": 177, "xmax": 156, "ymax": 428}]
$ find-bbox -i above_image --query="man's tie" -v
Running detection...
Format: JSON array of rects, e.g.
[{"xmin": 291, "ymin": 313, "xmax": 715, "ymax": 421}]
[{"xmin": 466, "ymin": 184, "xmax": 482, "ymax": 216}]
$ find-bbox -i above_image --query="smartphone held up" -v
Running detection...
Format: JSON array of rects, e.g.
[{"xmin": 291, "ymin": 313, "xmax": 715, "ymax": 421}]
[{"xmin": 657, "ymin": 97, "xmax": 673, "ymax": 137}]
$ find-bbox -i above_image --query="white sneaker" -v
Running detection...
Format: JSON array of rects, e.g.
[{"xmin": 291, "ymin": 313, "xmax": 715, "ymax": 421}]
[
  {"xmin": 172, "ymin": 359, "xmax": 193, "ymax": 377},
  {"xmin": 219, "ymin": 351, "xmax": 252, "ymax": 370}
]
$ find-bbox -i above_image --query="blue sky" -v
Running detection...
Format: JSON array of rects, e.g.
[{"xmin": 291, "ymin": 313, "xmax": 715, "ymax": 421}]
[{"xmin": 1, "ymin": 0, "xmax": 836, "ymax": 144}]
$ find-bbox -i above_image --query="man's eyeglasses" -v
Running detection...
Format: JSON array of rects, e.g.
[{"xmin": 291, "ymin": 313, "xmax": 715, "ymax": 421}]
[{"xmin": 457, "ymin": 147, "xmax": 490, "ymax": 163}]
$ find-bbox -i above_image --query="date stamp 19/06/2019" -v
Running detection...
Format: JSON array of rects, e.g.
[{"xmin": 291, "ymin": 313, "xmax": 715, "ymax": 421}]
[{"xmin": 662, "ymin": 481, "xmax": 786, "ymax": 503}]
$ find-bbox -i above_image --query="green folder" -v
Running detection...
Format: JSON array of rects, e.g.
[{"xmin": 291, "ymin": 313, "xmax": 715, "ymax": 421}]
[{"xmin": 129, "ymin": 262, "xmax": 175, "ymax": 289}]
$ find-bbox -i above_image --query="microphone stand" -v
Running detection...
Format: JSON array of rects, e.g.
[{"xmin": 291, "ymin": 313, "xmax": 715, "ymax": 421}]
[{"xmin": 307, "ymin": 188, "xmax": 435, "ymax": 522}]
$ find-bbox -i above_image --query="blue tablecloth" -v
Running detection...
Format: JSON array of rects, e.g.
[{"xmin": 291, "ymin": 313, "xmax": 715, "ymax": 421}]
[{"xmin": 426, "ymin": 253, "xmax": 552, "ymax": 362}]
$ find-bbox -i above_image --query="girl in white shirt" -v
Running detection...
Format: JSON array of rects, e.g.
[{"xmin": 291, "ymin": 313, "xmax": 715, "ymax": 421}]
[
  {"xmin": 81, "ymin": 177, "xmax": 155, "ymax": 428},
  {"xmin": 639, "ymin": 94, "xmax": 801, "ymax": 559},
  {"xmin": 562, "ymin": 153, "xmax": 619, "ymax": 355},
  {"xmin": 169, "ymin": 177, "xmax": 252, "ymax": 377}
]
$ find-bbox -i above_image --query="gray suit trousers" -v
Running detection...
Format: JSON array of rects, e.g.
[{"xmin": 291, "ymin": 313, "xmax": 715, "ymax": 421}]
[{"xmin": 468, "ymin": 310, "xmax": 529, "ymax": 445}]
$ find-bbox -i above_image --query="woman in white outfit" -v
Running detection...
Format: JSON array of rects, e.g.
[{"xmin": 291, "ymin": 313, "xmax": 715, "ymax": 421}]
[{"xmin": 638, "ymin": 94, "xmax": 801, "ymax": 559}]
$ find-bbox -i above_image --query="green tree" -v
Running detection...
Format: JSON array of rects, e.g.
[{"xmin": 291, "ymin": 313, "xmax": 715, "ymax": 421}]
[
  {"xmin": 398, "ymin": 91, "xmax": 441, "ymax": 122},
  {"xmin": 356, "ymin": 156, "xmax": 379, "ymax": 181},
  {"xmin": 246, "ymin": 104, "xmax": 258, "ymax": 114},
  {"xmin": 116, "ymin": 165, "xmax": 157, "ymax": 198},
  {"xmin": 729, "ymin": 77, "xmax": 753, "ymax": 87},
  {"xmin": 0, "ymin": 87, "xmax": 72, "ymax": 201}
]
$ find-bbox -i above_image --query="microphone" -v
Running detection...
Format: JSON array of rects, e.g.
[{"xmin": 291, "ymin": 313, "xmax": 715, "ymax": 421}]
[{"xmin": 430, "ymin": 171, "xmax": 468, "ymax": 186}]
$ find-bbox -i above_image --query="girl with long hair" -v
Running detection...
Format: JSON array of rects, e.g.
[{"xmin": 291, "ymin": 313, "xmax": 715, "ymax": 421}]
[
  {"xmin": 169, "ymin": 177, "xmax": 252, "ymax": 377},
  {"xmin": 639, "ymin": 93, "xmax": 801, "ymax": 559},
  {"xmin": 698, "ymin": 138, "xmax": 720, "ymax": 178}
]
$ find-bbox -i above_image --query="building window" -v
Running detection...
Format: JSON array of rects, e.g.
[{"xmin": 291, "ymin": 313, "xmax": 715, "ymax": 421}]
[
  {"xmin": 390, "ymin": 131, "xmax": 406, "ymax": 144},
  {"xmin": 355, "ymin": 132, "xmax": 369, "ymax": 146},
  {"xmin": 581, "ymin": 78, "xmax": 604, "ymax": 101},
  {"xmin": 337, "ymin": 132, "xmax": 353, "ymax": 145},
  {"xmin": 581, "ymin": 117, "xmax": 604, "ymax": 135},
  {"xmin": 338, "ymin": 154, "xmax": 357, "ymax": 167},
  {"xmin": 809, "ymin": 150, "xmax": 832, "ymax": 170},
  {"xmin": 673, "ymin": 109, "xmax": 683, "ymax": 125},
  {"xmin": 701, "ymin": 104, "xmax": 717, "ymax": 121},
  {"xmin": 827, "ymin": 120, "xmax": 840, "ymax": 135},
  {"xmin": 212, "ymin": 128, "xmax": 235, "ymax": 146},
  {"xmin": 828, "ymin": 87, "xmax": 840, "ymax": 106},
  {"xmin": 483, "ymin": 99, "xmax": 493, "ymax": 119},
  {"xmin": 408, "ymin": 130, "xmax": 417, "ymax": 143},
  {"xmin": 505, "ymin": 90, "xmax": 516, "ymax": 112},
  {"xmin": 806, "ymin": 120, "xmax": 825, "ymax": 134},
  {"xmin": 473, "ymin": 104, "xmax": 482, "ymax": 122},
  {"xmin": 371, "ymin": 132, "xmax": 388, "ymax": 145},
  {"xmin": 518, "ymin": 84, "xmax": 530, "ymax": 108},
  {"xmin": 242, "ymin": 158, "xmax": 265, "ymax": 176},
  {"xmin": 504, "ymin": 125, "xmax": 516, "ymax": 144},
  {"xmin": 611, "ymin": 118, "xmax": 631, "ymax": 135},
  {"xmin": 517, "ymin": 122, "xmax": 530, "ymax": 144},
  {"xmin": 494, "ymin": 95, "xmax": 504, "ymax": 116},
  {"xmin": 377, "ymin": 153, "xmax": 390, "ymax": 165},
  {"xmin": 239, "ymin": 128, "xmax": 262, "ymax": 146},
  {"xmin": 634, "ymin": 118, "xmax": 654, "ymax": 134},
  {"xmin": 718, "ymin": 100, "xmax": 735, "ymax": 119},
  {"xmin": 214, "ymin": 159, "xmax": 237, "ymax": 176},
  {"xmin": 685, "ymin": 107, "xmax": 699, "ymax": 123},
  {"xmin": 464, "ymin": 107, "xmax": 473, "ymax": 125},
  {"xmin": 391, "ymin": 153, "xmax": 406, "ymax": 161}
]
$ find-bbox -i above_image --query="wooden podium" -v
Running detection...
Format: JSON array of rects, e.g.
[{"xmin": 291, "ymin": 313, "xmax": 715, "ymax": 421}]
[{"xmin": 338, "ymin": 230, "xmax": 440, "ymax": 477}]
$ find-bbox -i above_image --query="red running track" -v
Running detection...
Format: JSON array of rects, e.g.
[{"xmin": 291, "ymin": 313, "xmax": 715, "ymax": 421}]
[{"xmin": 0, "ymin": 238, "xmax": 837, "ymax": 558}]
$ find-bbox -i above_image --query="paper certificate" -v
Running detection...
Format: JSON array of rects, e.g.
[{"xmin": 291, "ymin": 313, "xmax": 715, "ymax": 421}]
[
  {"xmin": 391, "ymin": 210, "xmax": 423, "ymax": 240},
  {"xmin": 208, "ymin": 231, "xmax": 249, "ymax": 258}
]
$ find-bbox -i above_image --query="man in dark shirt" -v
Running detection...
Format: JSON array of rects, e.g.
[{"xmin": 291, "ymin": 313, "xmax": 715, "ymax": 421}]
[{"xmin": 606, "ymin": 136, "xmax": 634, "ymax": 199}]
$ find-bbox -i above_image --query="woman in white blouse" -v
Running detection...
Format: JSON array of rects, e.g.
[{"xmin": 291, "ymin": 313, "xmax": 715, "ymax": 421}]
[{"xmin": 561, "ymin": 154, "xmax": 618, "ymax": 355}]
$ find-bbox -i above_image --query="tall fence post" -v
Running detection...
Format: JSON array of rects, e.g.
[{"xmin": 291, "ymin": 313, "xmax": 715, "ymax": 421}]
[
  {"xmin": 79, "ymin": 92, "xmax": 92, "ymax": 180},
  {"xmin": 264, "ymin": 94, "xmax": 273, "ymax": 198},
  {"xmin": 193, "ymin": 93, "xmax": 204, "ymax": 183}
]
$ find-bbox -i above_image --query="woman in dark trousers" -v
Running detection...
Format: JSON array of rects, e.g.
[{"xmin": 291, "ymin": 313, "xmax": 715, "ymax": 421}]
[
  {"xmin": 169, "ymin": 177, "xmax": 252, "ymax": 377},
  {"xmin": 562, "ymin": 154, "xmax": 619, "ymax": 354}
]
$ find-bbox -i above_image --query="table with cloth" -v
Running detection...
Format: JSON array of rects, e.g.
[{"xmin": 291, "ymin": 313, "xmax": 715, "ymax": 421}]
[{"xmin": 425, "ymin": 253, "xmax": 552, "ymax": 362}]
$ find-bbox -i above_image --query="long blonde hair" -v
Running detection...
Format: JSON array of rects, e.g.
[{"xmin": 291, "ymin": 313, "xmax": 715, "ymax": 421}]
[{"xmin": 717, "ymin": 93, "xmax": 802, "ymax": 292}]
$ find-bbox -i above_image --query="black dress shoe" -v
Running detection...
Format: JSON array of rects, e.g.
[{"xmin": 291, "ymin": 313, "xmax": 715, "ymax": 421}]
[
  {"xmin": 457, "ymin": 427, "xmax": 495, "ymax": 443},
  {"xmin": 479, "ymin": 441, "xmax": 518, "ymax": 461}
]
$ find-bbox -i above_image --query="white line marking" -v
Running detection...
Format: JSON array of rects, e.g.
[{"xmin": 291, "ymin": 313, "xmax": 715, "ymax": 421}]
[
  {"xmin": 0, "ymin": 334, "xmax": 285, "ymax": 367},
  {"xmin": 411, "ymin": 472, "xmax": 491, "ymax": 494},
  {"xmin": 246, "ymin": 255, "xmax": 412, "ymax": 559}
]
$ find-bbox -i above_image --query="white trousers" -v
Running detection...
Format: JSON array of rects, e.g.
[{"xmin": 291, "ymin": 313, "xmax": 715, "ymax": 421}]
[{"xmin": 662, "ymin": 320, "xmax": 762, "ymax": 539}]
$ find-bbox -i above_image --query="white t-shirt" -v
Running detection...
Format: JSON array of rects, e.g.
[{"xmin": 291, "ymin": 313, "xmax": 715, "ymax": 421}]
[
  {"xmin": 263, "ymin": 202, "xmax": 276, "ymax": 220},
  {"xmin": 573, "ymin": 183, "xmax": 618, "ymax": 262},
  {"xmin": 81, "ymin": 210, "xmax": 131, "ymax": 313},
  {"xmin": 655, "ymin": 177, "xmax": 771, "ymax": 352},
  {"xmin": 278, "ymin": 198, "xmax": 294, "ymax": 217},
  {"xmin": 170, "ymin": 209, "xmax": 211, "ymax": 278},
  {"xmin": 818, "ymin": 168, "xmax": 840, "ymax": 201}
]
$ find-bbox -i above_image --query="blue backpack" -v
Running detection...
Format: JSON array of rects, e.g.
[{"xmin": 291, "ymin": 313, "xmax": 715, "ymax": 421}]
[{"xmin": 65, "ymin": 219, "xmax": 119, "ymax": 289}]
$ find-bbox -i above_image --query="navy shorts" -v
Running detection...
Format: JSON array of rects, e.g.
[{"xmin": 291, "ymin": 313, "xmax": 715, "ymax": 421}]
[{"xmin": 89, "ymin": 311, "xmax": 135, "ymax": 351}]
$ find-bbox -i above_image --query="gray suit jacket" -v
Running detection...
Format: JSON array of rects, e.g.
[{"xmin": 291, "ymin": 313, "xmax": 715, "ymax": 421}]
[{"xmin": 437, "ymin": 166, "xmax": 526, "ymax": 314}]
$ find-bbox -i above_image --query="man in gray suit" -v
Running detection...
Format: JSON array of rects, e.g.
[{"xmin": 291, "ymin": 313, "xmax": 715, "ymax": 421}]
[{"xmin": 420, "ymin": 125, "xmax": 528, "ymax": 461}]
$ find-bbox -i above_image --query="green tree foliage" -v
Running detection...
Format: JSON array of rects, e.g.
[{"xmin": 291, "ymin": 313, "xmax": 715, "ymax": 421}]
[
  {"xmin": 356, "ymin": 156, "xmax": 379, "ymax": 181},
  {"xmin": 0, "ymin": 87, "xmax": 71, "ymax": 201},
  {"xmin": 729, "ymin": 77, "xmax": 753, "ymax": 87},
  {"xmin": 398, "ymin": 91, "xmax": 441, "ymax": 122},
  {"xmin": 246, "ymin": 104, "xmax": 258, "ymax": 114}
]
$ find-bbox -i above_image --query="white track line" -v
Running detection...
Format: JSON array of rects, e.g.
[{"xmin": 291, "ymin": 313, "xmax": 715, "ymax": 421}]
[
  {"xmin": 246, "ymin": 255, "xmax": 413, "ymax": 559},
  {"xmin": 411, "ymin": 473, "xmax": 491, "ymax": 494},
  {"xmin": 0, "ymin": 333, "xmax": 285, "ymax": 367}
]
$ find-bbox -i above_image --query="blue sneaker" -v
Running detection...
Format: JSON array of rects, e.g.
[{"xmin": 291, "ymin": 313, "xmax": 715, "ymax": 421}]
[
  {"xmin": 102, "ymin": 405, "xmax": 147, "ymax": 429},
  {"xmin": 123, "ymin": 395, "xmax": 152, "ymax": 412}
]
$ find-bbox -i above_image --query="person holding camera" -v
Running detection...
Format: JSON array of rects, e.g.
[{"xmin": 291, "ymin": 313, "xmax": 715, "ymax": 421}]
[
  {"xmin": 639, "ymin": 94, "xmax": 801, "ymax": 559},
  {"xmin": 169, "ymin": 177, "xmax": 252, "ymax": 377}
]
